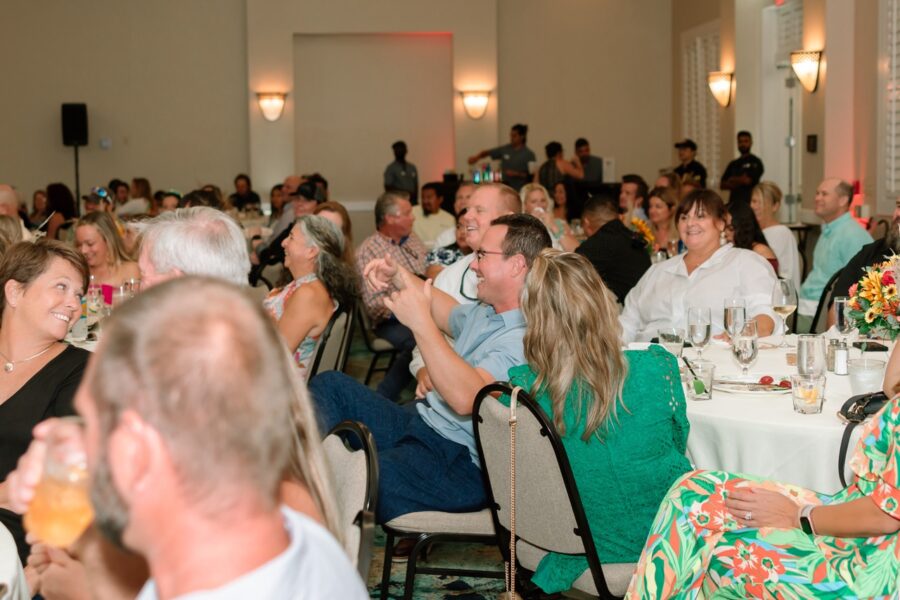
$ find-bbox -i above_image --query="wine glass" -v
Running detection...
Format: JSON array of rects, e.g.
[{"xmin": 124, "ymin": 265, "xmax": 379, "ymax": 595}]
[
  {"xmin": 724, "ymin": 297, "xmax": 747, "ymax": 339},
  {"xmin": 657, "ymin": 328, "xmax": 685, "ymax": 358},
  {"xmin": 688, "ymin": 307, "xmax": 712, "ymax": 359},
  {"xmin": 732, "ymin": 320, "xmax": 759, "ymax": 377},
  {"xmin": 771, "ymin": 279, "xmax": 798, "ymax": 347}
]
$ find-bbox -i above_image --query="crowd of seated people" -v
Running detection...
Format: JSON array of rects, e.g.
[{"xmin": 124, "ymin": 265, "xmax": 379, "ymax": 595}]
[{"xmin": 3, "ymin": 128, "xmax": 900, "ymax": 600}]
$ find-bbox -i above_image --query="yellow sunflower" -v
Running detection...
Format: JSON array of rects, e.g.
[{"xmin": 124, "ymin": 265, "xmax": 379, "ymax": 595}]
[
  {"xmin": 860, "ymin": 271, "xmax": 884, "ymax": 303},
  {"xmin": 884, "ymin": 284, "xmax": 898, "ymax": 301},
  {"xmin": 865, "ymin": 307, "xmax": 880, "ymax": 323}
]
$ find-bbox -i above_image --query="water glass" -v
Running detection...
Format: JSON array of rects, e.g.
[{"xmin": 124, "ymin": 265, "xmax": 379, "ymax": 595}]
[
  {"xmin": 651, "ymin": 250, "xmax": 668, "ymax": 264},
  {"xmin": 849, "ymin": 358, "xmax": 886, "ymax": 395},
  {"xmin": 732, "ymin": 320, "xmax": 758, "ymax": 376},
  {"xmin": 687, "ymin": 307, "xmax": 712, "ymax": 358},
  {"xmin": 791, "ymin": 374, "xmax": 826, "ymax": 414},
  {"xmin": 685, "ymin": 360, "xmax": 715, "ymax": 401},
  {"xmin": 724, "ymin": 298, "xmax": 747, "ymax": 338},
  {"xmin": 796, "ymin": 334, "xmax": 826, "ymax": 377},
  {"xmin": 833, "ymin": 296, "xmax": 854, "ymax": 335},
  {"xmin": 24, "ymin": 417, "xmax": 94, "ymax": 547},
  {"xmin": 657, "ymin": 328, "xmax": 685, "ymax": 357}
]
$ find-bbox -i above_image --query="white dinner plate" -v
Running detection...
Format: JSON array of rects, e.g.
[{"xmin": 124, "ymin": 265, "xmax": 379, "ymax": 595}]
[{"xmin": 712, "ymin": 374, "xmax": 792, "ymax": 395}]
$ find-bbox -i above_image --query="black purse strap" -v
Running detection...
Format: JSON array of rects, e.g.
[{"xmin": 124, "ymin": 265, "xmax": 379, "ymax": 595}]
[{"xmin": 837, "ymin": 392, "xmax": 888, "ymax": 487}]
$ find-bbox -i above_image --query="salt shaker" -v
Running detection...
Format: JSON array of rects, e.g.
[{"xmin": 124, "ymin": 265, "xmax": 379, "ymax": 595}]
[
  {"xmin": 826, "ymin": 339, "xmax": 838, "ymax": 372},
  {"xmin": 834, "ymin": 340, "xmax": 849, "ymax": 376}
]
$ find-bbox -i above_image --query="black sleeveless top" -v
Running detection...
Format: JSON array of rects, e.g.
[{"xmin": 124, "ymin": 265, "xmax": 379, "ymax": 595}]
[{"xmin": 0, "ymin": 344, "xmax": 89, "ymax": 564}]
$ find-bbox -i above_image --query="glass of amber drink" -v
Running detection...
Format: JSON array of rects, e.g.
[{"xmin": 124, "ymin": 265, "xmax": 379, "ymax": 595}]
[{"xmin": 23, "ymin": 417, "xmax": 94, "ymax": 547}]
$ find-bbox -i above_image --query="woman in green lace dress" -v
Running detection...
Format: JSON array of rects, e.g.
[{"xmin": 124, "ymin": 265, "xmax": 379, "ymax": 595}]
[
  {"xmin": 507, "ymin": 249, "xmax": 692, "ymax": 594},
  {"xmin": 626, "ymin": 394, "xmax": 900, "ymax": 599}
]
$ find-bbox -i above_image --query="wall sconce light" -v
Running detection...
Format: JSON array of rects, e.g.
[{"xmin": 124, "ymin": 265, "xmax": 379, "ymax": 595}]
[
  {"xmin": 256, "ymin": 92, "xmax": 287, "ymax": 122},
  {"xmin": 790, "ymin": 50, "xmax": 822, "ymax": 92},
  {"xmin": 460, "ymin": 91, "xmax": 491, "ymax": 120},
  {"xmin": 707, "ymin": 71, "xmax": 733, "ymax": 107}
]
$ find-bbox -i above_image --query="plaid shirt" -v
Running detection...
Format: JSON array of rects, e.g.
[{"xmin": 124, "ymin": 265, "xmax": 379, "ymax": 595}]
[{"xmin": 356, "ymin": 231, "xmax": 427, "ymax": 325}]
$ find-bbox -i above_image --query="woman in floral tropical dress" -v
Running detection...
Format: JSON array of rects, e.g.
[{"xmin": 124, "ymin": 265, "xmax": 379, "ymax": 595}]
[{"xmin": 627, "ymin": 396, "xmax": 900, "ymax": 598}]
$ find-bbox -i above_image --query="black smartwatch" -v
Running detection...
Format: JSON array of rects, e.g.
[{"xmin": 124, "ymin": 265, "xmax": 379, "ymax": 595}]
[{"xmin": 799, "ymin": 504, "xmax": 817, "ymax": 535}]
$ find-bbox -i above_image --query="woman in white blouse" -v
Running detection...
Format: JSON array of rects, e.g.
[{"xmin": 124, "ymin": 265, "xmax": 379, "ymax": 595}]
[
  {"xmin": 619, "ymin": 190, "xmax": 778, "ymax": 343},
  {"xmin": 750, "ymin": 181, "xmax": 801, "ymax": 292}
]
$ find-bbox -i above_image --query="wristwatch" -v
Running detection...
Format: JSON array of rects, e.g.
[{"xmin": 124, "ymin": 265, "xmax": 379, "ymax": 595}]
[{"xmin": 799, "ymin": 504, "xmax": 817, "ymax": 535}]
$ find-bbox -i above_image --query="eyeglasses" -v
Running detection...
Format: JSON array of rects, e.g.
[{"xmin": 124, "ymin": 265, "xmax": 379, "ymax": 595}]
[{"xmin": 475, "ymin": 249, "xmax": 505, "ymax": 261}]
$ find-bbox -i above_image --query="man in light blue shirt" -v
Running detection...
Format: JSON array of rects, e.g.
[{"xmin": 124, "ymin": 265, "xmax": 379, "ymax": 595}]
[
  {"xmin": 798, "ymin": 178, "xmax": 872, "ymax": 331},
  {"xmin": 310, "ymin": 213, "xmax": 552, "ymax": 523}
]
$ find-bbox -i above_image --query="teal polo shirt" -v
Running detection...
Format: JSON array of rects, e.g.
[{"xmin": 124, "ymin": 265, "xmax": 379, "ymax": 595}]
[{"xmin": 799, "ymin": 212, "xmax": 872, "ymax": 313}]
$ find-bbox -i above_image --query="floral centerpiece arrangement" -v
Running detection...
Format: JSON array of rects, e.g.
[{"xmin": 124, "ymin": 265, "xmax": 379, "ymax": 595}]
[
  {"xmin": 847, "ymin": 254, "xmax": 900, "ymax": 340},
  {"xmin": 630, "ymin": 217, "xmax": 655, "ymax": 252}
]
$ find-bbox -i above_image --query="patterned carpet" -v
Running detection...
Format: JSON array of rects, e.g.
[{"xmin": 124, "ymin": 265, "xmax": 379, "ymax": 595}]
[{"xmin": 365, "ymin": 528, "xmax": 506, "ymax": 599}]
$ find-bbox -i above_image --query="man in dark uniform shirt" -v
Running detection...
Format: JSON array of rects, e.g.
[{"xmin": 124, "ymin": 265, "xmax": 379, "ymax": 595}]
[
  {"xmin": 384, "ymin": 140, "xmax": 419, "ymax": 204},
  {"xmin": 673, "ymin": 138, "xmax": 708, "ymax": 188},
  {"xmin": 575, "ymin": 195, "xmax": 650, "ymax": 303},
  {"xmin": 720, "ymin": 131, "xmax": 765, "ymax": 205}
]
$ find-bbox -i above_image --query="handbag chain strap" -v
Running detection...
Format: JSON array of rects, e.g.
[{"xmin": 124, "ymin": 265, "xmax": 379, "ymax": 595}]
[{"xmin": 505, "ymin": 386, "xmax": 521, "ymax": 597}]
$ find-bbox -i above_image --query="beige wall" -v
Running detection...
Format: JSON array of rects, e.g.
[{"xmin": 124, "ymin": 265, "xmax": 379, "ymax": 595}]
[
  {"xmin": 246, "ymin": 0, "xmax": 499, "ymax": 205},
  {"xmin": 671, "ymin": 0, "xmax": 722, "ymax": 163},
  {"xmin": 0, "ymin": 0, "xmax": 249, "ymax": 206},
  {"xmin": 497, "ymin": 0, "xmax": 673, "ymax": 182}
]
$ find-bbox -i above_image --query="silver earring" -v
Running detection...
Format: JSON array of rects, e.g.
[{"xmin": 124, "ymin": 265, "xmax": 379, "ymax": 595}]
[{"xmin": 719, "ymin": 230, "xmax": 726, "ymax": 245}]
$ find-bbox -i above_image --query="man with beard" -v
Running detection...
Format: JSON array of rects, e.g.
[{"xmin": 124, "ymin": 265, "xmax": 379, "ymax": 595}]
[
  {"xmin": 828, "ymin": 197, "xmax": 900, "ymax": 326},
  {"xmin": 7, "ymin": 278, "xmax": 366, "ymax": 599}
]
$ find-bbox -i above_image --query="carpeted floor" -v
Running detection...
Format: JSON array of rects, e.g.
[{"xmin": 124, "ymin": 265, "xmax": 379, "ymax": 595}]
[{"xmin": 342, "ymin": 327, "xmax": 510, "ymax": 598}]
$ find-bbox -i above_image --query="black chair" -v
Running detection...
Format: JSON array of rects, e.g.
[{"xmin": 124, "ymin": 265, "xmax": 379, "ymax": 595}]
[
  {"xmin": 473, "ymin": 382, "xmax": 635, "ymax": 598},
  {"xmin": 309, "ymin": 304, "xmax": 355, "ymax": 378},
  {"xmin": 809, "ymin": 269, "xmax": 843, "ymax": 333},
  {"xmin": 323, "ymin": 421, "xmax": 379, "ymax": 579},
  {"xmin": 357, "ymin": 304, "xmax": 400, "ymax": 386}
]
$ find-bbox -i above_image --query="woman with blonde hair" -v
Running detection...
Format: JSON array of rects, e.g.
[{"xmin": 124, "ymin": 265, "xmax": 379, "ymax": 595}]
[
  {"xmin": 520, "ymin": 183, "xmax": 579, "ymax": 251},
  {"xmin": 75, "ymin": 211, "xmax": 140, "ymax": 288},
  {"xmin": 0, "ymin": 215, "xmax": 23, "ymax": 256},
  {"xmin": 647, "ymin": 186, "xmax": 680, "ymax": 255},
  {"xmin": 506, "ymin": 249, "xmax": 691, "ymax": 594},
  {"xmin": 751, "ymin": 181, "xmax": 801, "ymax": 290}
]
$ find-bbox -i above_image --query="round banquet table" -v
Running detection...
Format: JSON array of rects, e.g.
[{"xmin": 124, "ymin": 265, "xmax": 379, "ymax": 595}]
[{"xmin": 666, "ymin": 336, "xmax": 890, "ymax": 496}]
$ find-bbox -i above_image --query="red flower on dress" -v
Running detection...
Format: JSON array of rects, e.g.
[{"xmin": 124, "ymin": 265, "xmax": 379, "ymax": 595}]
[
  {"xmin": 717, "ymin": 540, "xmax": 786, "ymax": 586},
  {"xmin": 883, "ymin": 271, "xmax": 896, "ymax": 286}
]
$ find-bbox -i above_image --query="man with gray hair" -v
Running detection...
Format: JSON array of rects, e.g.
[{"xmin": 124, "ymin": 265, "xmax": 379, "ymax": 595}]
[
  {"xmin": 8, "ymin": 277, "xmax": 366, "ymax": 598},
  {"xmin": 0, "ymin": 185, "xmax": 32, "ymax": 241},
  {"xmin": 355, "ymin": 191, "xmax": 425, "ymax": 400},
  {"xmin": 797, "ymin": 178, "xmax": 872, "ymax": 331},
  {"xmin": 137, "ymin": 206, "xmax": 251, "ymax": 288}
]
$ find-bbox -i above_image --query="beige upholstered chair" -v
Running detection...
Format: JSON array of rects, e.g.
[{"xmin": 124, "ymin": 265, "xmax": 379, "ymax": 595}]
[
  {"xmin": 473, "ymin": 382, "xmax": 637, "ymax": 599},
  {"xmin": 379, "ymin": 508, "xmax": 501, "ymax": 600},
  {"xmin": 309, "ymin": 304, "xmax": 354, "ymax": 377},
  {"xmin": 322, "ymin": 421, "xmax": 378, "ymax": 580}
]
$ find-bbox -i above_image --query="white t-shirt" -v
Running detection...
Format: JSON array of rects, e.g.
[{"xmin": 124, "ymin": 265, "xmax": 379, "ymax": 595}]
[
  {"xmin": 136, "ymin": 508, "xmax": 367, "ymax": 600},
  {"xmin": 619, "ymin": 244, "xmax": 780, "ymax": 343},
  {"xmin": 762, "ymin": 224, "xmax": 801, "ymax": 292},
  {"xmin": 409, "ymin": 253, "xmax": 477, "ymax": 376}
]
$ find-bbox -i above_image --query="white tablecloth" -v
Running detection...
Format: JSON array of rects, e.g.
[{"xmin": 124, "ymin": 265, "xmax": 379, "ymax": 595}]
[
  {"xmin": 675, "ymin": 337, "xmax": 888, "ymax": 495},
  {"xmin": 0, "ymin": 524, "xmax": 29, "ymax": 600}
]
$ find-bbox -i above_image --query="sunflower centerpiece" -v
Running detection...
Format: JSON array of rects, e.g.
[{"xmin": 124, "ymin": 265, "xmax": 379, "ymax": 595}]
[
  {"xmin": 630, "ymin": 217, "xmax": 655, "ymax": 253},
  {"xmin": 847, "ymin": 255, "xmax": 900, "ymax": 340}
]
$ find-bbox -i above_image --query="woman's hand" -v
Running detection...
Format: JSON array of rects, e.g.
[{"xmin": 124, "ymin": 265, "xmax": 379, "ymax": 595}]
[
  {"xmin": 725, "ymin": 487, "xmax": 800, "ymax": 529},
  {"xmin": 36, "ymin": 546, "xmax": 91, "ymax": 600}
]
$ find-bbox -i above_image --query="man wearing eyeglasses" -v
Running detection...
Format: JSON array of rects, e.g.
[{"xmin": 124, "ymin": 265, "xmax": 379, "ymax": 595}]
[
  {"xmin": 410, "ymin": 183, "xmax": 522, "ymax": 397},
  {"xmin": 309, "ymin": 214, "xmax": 551, "ymax": 535}
]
